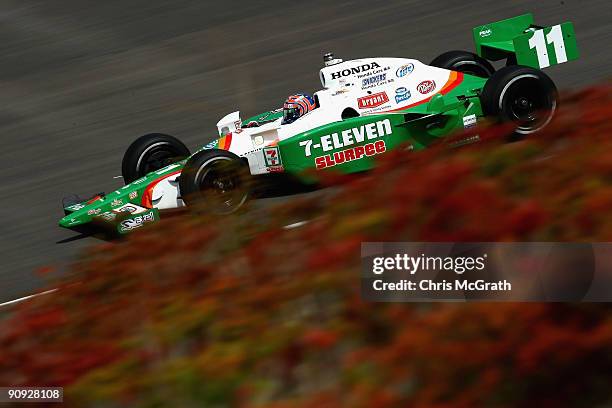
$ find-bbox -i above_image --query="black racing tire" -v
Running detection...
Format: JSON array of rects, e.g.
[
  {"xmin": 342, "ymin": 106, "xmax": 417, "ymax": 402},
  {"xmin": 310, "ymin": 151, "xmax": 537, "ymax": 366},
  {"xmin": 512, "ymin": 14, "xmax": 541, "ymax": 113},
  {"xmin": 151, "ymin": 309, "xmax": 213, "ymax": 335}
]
[
  {"xmin": 480, "ymin": 65, "xmax": 558, "ymax": 136},
  {"xmin": 429, "ymin": 50, "xmax": 495, "ymax": 78},
  {"xmin": 179, "ymin": 149, "xmax": 250, "ymax": 215},
  {"xmin": 121, "ymin": 133, "xmax": 190, "ymax": 184}
]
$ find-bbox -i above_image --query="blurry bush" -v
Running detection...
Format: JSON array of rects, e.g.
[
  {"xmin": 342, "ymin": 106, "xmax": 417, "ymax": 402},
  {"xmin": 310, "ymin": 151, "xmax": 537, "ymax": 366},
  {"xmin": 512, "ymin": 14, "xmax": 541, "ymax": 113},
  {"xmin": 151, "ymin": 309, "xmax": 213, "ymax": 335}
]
[{"xmin": 1, "ymin": 86, "xmax": 611, "ymax": 407}]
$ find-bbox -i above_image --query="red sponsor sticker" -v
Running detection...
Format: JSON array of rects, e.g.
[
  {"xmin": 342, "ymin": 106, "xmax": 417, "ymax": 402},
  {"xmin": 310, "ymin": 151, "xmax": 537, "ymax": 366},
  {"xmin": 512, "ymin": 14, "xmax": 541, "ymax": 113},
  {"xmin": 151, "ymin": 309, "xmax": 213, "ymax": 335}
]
[
  {"xmin": 266, "ymin": 166, "xmax": 284, "ymax": 173},
  {"xmin": 357, "ymin": 92, "xmax": 389, "ymax": 109},
  {"xmin": 314, "ymin": 140, "xmax": 387, "ymax": 170},
  {"xmin": 417, "ymin": 80, "xmax": 436, "ymax": 94}
]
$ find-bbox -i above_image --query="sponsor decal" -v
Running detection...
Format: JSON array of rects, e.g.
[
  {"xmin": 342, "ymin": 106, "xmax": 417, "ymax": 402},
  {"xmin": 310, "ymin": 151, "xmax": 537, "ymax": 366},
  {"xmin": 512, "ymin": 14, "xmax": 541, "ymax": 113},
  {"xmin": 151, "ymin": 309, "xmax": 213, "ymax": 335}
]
[
  {"xmin": 118, "ymin": 211, "xmax": 156, "ymax": 233},
  {"xmin": 87, "ymin": 208, "xmax": 101, "ymax": 215},
  {"xmin": 132, "ymin": 177, "xmax": 147, "ymax": 185},
  {"xmin": 113, "ymin": 203, "xmax": 147, "ymax": 214},
  {"xmin": 395, "ymin": 87, "xmax": 411, "ymax": 104},
  {"xmin": 356, "ymin": 65, "xmax": 391, "ymax": 80},
  {"xmin": 368, "ymin": 104, "xmax": 392, "ymax": 114},
  {"xmin": 299, "ymin": 119, "xmax": 392, "ymax": 157},
  {"xmin": 218, "ymin": 133, "xmax": 233, "ymax": 150},
  {"xmin": 315, "ymin": 140, "xmax": 387, "ymax": 170},
  {"xmin": 203, "ymin": 139, "xmax": 219, "ymax": 150},
  {"xmin": 358, "ymin": 92, "xmax": 389, "ymax": 109},
  {"xmin": 463, "ymin": 114, "xmax": 477, "ymax": 129},
  {"xmin": 129, "ymin": 191, "xmax": 138, "ymax": 200},
  {"xmin": 263, "ymin": 146, "xmax": 282, "ymax": 167},
  {"xmin": 111, "ymin": 198, "xmax": 123, "ymax": 207},
  {"xmin": 233, "ymin": 119, "xmax": 243, "ymax": 134},
  {"xmin": 66, "ymin": 203, "xmax": 85, "ymax": 211},
  {"xmin": 362, "ymin": 73, "xmax": 387, "ymax": 89},
  {"xmin": 396, "ymin": 63, "xmax": 414, "ymax": 78},
  {"xmin": 479, "ymin": 27, "xmax": 492, "ymax": 38},
  {"xmin": 332, "ymin": 88, "xmax": 350, "ymax": 96},
  {"xmin": 331, "ymin": 62, "xmax": 381, "ymax": 79},
  {"xmin": 449, "ymin": 134, "xmax": 481, "ymax": 148},
  {"xmin": 417, "ymin": 80, "xmax": 436, "ymax": 95},
  {"xmin": 384, "ymin": 72, "xmax": 464, "ymax": 113},
  {"xmin": 98, "ymin": 212, "xmax": 117, "ymax": 221}
]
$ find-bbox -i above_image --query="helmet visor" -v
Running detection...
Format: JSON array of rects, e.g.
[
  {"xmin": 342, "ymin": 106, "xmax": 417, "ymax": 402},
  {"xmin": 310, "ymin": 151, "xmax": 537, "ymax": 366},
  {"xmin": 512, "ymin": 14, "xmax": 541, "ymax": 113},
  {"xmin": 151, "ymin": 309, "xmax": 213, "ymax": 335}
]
[{"xmin": 283, "ymin": 107, "xmax": 300, "ymax": 123}]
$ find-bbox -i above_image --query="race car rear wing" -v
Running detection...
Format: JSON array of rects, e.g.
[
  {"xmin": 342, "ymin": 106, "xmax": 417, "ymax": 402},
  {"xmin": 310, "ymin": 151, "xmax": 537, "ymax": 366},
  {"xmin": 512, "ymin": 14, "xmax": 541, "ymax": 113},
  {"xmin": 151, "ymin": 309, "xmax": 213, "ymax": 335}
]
[{"xmin": 473, "ymin": 13, "xmax": 579, "ymax": 69}]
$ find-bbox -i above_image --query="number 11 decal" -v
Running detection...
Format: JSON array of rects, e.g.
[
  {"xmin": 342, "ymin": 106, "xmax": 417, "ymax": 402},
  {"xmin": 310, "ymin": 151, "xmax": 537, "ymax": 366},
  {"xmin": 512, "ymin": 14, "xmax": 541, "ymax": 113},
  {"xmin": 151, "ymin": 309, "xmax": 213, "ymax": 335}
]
[{"xmin": 528, "ymin": 25, "xmax": 568, "ymax": 68}]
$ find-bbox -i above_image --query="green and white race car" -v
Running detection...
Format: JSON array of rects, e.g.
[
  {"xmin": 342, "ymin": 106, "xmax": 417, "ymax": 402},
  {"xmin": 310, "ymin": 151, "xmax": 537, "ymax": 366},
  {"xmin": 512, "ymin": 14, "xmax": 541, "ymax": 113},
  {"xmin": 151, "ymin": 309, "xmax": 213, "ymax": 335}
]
[{"xmin": 59, "ymin": 13, "xmax": 578, "ymax": 235}]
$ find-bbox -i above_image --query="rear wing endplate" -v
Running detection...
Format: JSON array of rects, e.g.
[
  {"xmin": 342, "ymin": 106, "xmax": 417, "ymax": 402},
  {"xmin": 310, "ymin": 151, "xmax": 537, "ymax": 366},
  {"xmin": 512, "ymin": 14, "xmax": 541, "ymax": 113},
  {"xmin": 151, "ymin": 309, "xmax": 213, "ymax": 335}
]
[{"xmin": 473, "ymin": 13, "xmax": 579, "ymax": 69}]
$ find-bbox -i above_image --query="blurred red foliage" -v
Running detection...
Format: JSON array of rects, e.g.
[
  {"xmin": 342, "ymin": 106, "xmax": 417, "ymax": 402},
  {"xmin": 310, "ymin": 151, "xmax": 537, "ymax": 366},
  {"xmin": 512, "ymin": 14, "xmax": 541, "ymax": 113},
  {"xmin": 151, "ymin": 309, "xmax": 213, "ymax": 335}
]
[{"xmin": 0, "ymin": 86, "xmax": 611, "ymax": 407}]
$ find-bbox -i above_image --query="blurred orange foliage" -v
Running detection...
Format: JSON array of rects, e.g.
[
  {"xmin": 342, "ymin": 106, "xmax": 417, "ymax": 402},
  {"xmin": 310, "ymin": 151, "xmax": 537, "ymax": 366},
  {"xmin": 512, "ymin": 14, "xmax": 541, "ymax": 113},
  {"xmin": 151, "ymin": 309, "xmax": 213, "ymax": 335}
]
[{"xmin": 0, "ymin": 86, "xmax": 611, "ymax": 407}]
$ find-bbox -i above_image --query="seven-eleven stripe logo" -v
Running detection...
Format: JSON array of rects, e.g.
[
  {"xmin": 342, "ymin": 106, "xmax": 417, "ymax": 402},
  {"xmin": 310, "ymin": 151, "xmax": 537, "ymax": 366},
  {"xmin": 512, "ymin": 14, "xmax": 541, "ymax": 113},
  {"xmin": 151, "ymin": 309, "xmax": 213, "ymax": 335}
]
[{"xmin": 263, "ymin": 146, "xmax": 282, "ymax": 166}]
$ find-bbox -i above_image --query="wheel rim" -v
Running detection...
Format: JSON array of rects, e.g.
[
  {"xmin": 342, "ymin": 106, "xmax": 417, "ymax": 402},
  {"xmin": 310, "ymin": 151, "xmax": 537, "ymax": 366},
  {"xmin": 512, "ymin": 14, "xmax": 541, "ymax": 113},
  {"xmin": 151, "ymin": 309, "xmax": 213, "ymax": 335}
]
[
  {"xmin": 194, "ymin": 157, "xmax": 248, "ymax": 214},
  {"xmin": 137, "ymin": 142, "xmax": 185, "ymax": 176},
  {"xmin": 501, "ymin": 76, "xmax": 555, "ymax": 133}
]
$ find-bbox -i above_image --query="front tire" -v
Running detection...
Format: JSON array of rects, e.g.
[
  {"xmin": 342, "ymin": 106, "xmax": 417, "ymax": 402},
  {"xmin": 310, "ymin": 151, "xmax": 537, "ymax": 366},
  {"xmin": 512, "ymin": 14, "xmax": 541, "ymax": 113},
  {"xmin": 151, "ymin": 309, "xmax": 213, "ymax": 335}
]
[
  {"xmin": 122, "ymin": 133, "xmax": 190, "ymax": 184},
  {"xmin": 480, "ymin": 65, "xmax": 558, "ymax": 135},
  {"xmin": 429, "ymin": 50, "xmax": 495, "ymax": 78},
  {"xmin": 179, "ymin": 149, "xmax": 250, "ymax": 215}
]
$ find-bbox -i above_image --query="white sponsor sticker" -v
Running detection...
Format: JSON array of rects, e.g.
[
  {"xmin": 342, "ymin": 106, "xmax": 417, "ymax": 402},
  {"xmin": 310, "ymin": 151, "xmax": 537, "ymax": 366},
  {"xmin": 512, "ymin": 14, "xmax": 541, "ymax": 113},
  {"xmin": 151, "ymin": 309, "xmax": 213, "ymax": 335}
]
[
  {"xmin": 66, "ymin": 203, "xmax": 85, "ymax": 211},
  {"xmin": 479, "ymin": 28, "xmax": 492, "ymax": 38},
  {"xmin": 118, "ymin": 211, "xmax": 156, "ymax": 232},
  {"xmin": 463, "ymin": 114, "xmax": 477, "ymax": 129},
  {"xmin": 113, "ymin": 203, "xmax": 148, "ymax": 214}
]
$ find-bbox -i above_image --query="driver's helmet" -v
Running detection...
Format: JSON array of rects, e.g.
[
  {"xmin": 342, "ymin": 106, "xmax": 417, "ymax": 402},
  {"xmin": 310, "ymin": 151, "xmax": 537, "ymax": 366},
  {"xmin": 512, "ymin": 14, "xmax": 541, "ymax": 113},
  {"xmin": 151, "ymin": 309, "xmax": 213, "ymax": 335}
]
[{"xmin": 282, "ymin": 93, "xmax": 316, "ymax": 124}]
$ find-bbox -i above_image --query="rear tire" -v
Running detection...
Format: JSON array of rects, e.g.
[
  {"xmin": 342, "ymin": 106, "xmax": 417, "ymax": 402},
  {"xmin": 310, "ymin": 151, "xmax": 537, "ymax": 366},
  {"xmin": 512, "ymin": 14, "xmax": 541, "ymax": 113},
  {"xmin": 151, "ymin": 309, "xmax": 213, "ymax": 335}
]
[
  {"xmin": 480, "ymin": 65, "xmax": 558, "ymax": 135},
  {"xmin": 179, "ymin": 149, "xmax": 250, "ymax": 215},
  {"xmin": 430, "ymin": 50, "xmax": 495, "ymax": 78},
  {"xmin": 122, "ymin": 133, "xmax": 190, "ymax": 184}
]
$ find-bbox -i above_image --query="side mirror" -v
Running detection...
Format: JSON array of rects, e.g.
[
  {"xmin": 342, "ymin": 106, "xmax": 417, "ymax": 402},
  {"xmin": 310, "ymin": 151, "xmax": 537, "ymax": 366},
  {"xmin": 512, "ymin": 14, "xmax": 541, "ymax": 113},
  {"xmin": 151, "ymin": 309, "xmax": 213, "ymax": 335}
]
[{"xmin": 216, "ymin": 111, "xmax": 242, "ymax": 136}]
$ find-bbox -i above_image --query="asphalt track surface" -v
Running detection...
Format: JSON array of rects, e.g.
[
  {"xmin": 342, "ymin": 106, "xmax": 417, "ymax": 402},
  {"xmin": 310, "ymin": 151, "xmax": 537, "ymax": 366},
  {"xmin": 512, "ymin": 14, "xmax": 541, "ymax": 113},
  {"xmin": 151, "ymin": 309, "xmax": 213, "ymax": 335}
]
[{"xmin": 0, "ymin": 0, "xmax": 610, "ymax": 303}]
